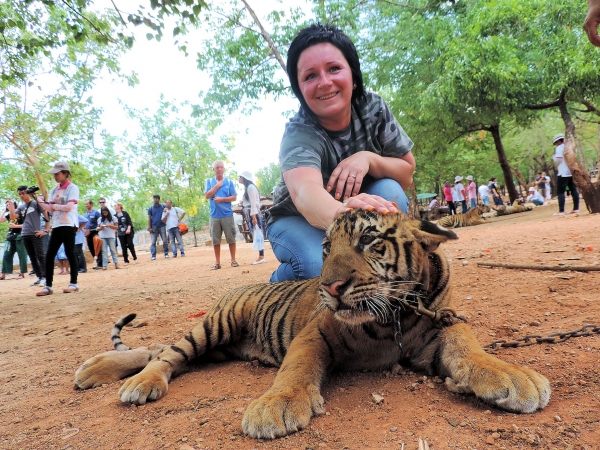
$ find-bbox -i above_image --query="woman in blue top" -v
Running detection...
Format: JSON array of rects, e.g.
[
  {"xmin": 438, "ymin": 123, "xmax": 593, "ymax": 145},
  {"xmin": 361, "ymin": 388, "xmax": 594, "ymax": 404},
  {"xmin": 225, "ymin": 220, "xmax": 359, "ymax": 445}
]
[{"xmin": 266, "ymin": 24, "xmax": 416, "ymax": 282}]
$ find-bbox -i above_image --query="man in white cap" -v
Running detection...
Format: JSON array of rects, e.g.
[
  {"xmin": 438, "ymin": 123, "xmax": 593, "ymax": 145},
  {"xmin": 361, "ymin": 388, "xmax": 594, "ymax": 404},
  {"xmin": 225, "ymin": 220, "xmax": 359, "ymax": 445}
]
[
  {"xmin": 551, "ymin": 133, "xmax": 580, "ymax": 216},
  {"xmin": 466, "ymin": 175, "xmax": 477, "ymax": 209},
  {"xmin": 454, "ymin": 176, "xmax": 468, "ymax": 213},
  {"xmin": 527, "ymin": 186, "xmax": 545, "ymax": 206}
]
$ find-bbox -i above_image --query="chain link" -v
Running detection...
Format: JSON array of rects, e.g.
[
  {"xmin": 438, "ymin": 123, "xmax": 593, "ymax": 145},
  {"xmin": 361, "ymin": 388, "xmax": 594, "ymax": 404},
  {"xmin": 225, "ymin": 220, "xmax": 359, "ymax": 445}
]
[{"xmin": 483, "ymin": 324, "xmax": 600, "ymax": 353}]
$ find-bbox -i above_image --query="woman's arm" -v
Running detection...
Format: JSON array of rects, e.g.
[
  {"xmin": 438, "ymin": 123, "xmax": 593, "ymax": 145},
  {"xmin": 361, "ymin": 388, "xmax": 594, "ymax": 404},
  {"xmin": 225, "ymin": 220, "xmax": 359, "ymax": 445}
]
[{"xmin": 285, "ymin": 167, "xmax": 399, "ymax": 230}]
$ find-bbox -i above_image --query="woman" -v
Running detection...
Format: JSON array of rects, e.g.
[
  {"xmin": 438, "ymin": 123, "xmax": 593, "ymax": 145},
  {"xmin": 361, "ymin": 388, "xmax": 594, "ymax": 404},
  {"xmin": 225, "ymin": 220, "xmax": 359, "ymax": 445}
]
[
  {"xmin": 36, "ymin": 161, "xmax": 80, "ymax": 296},
  {"xmin": 114, "ymin": 202, "xmax": 137, "ymax": 265},
  {"xmin": 97, "ymin": 206, "xmax": 120, "ymax": 270},
  {"xmin": 443, "ymin": 181, "xmax": 456, "ymax": 216},
  {"xmin": 266, "ymin": 24, "xmax": 416, "ymax": 282},
  {"xmin": 239, "ymin": 171, "xmax": 266, "ymax": 265},
  {"xmin": 0, "ymin": 200, "xmax": 28, "ymax": 280}
]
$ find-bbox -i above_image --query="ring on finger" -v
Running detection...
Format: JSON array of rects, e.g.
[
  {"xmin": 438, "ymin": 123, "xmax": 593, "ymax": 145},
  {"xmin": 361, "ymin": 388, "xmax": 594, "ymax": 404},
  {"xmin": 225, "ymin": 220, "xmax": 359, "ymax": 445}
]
[{"xmin": 348, "ymin": 174, "xmax": 356, "ymax": 179}]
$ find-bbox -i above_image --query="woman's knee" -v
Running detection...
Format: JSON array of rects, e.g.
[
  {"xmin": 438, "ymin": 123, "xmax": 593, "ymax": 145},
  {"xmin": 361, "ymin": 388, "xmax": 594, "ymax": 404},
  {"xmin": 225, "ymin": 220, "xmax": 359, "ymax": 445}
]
[{"xmin": 363, "ymin": 179, "xmax": 408, "ymax": 213}]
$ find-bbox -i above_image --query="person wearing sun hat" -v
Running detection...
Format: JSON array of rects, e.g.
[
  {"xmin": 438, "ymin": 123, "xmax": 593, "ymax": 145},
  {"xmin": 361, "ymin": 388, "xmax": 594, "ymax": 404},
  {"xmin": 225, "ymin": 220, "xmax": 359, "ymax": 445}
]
[
  {"xmin": 551, "ymin": 133, "xmax": 580, "ymax": 216},
  {"xmin": 454, "ymin": 176, "xmax": 468, "ymax": 213},
  {"xmin": 238, "ymin": 171, "xmax": 266, "ymax": 265},
  {"xmin": 527, "ymin": 186, "xmax": 545, "ymax": 206},
  {"xmin": 35, "ymin": 161, "xmax": 80, "ymax": 296}
]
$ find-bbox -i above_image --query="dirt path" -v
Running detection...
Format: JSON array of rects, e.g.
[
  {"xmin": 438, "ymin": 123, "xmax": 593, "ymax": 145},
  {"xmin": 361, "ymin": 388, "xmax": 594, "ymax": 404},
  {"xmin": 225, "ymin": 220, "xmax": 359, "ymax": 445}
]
[{"xmin": 1, "ymin": 203, "xmax": 599, "ymax": 449}]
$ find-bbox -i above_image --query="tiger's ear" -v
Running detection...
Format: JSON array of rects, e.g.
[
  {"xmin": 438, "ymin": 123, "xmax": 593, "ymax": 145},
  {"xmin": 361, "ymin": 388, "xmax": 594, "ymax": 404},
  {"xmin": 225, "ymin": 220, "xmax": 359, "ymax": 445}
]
[{"xmin": 413, "ymin": 220, "xmax": 458, "ymax": 253}]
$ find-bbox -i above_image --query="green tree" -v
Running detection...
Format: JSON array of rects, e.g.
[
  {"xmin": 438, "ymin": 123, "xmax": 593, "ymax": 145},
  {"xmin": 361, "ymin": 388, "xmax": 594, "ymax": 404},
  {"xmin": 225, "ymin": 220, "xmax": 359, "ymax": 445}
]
[{"xmin": 255, "ymin": 162, "xmax": 280, "ymax": 197}]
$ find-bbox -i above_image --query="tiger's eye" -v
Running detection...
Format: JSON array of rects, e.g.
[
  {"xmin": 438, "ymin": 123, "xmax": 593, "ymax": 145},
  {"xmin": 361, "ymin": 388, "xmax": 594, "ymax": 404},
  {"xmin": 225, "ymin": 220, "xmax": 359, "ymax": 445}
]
[{"xmin": 359, "ymin": 235, "xmax": 375, "ymax": 246}]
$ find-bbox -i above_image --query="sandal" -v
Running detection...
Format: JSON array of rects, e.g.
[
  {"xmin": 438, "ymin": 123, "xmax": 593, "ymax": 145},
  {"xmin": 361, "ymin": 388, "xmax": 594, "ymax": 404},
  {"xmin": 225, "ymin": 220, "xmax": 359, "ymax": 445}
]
[
  {"xmin": 231, "ymin": 261, "xmax": 239, "ymax": 268},
  {"xmin": 210, "ymin": 263, "xmax": 221, "ymax": 270},
  {"xmin": 0, "ymin": 274, "xmax": 5, "ymax": 280},
  {"xmin": 16, "ymin": 273, "xmax": 24, "ymax": 280}
]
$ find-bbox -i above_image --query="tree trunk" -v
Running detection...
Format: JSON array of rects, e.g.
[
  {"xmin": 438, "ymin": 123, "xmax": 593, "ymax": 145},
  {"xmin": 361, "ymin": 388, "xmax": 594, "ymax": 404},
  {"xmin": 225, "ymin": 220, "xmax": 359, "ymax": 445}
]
[
  {"xmin": 557, "ymin": 96, "xmax": 600, "ymax": 213},
  {"xmin": 489, "ymin": 123, "xmax": 518, "ymax": 203},
  {"xmin": 510, "ymin": 166, "xmax": 528, "ymax": 191}
]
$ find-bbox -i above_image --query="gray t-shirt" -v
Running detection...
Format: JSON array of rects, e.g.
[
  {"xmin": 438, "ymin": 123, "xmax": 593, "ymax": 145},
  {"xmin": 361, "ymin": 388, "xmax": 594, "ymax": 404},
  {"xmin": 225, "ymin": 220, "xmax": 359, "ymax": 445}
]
[
  {"xmin": 267, "ymin": 92, "xmax": 413, "ymax": 224},
  {"xmin": 16, "ymin": 201, "xmax": 45, "ymax": 236}
]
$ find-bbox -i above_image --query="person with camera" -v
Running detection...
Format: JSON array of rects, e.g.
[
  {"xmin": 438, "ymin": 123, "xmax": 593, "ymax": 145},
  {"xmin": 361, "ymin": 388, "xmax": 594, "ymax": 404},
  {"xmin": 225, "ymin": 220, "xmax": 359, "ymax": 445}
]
[
  {"xmin": 0, "ymin": 200, "xmax": 28, "ymax": 281},
  {"xmin": 35, "ymin": 161, "xmax": 80, "ymax": 296},
  {"xmin": 13, "ymin": 186, "xmax": 50, "ymax": 285}
]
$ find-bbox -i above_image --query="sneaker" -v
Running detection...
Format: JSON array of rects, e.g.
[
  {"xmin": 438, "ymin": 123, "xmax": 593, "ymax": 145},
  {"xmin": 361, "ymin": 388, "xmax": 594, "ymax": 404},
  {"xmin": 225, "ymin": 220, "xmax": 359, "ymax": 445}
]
[
  {"xmin": 252, "ymin": 259, "xmax": 267, "ymax": 265},
  {"xmin": 93, "ymin": 266, "xmax": 103, "ymax": 270},
  {"xmin": 78, "ymin": 269, "xmax": 87, "ymax": 273},
  {"xmin": 63, "ymin": 284, "xmax": 79, "ymax": 293},
  {"xmin": 29, "ymin": 270, "xmax": 36, "ymax": 276},
  {"xmin": 36, "ymin": 286, "xmax": 53, "ymax": 296},
  {"xmin": 173, "ymin": 254, "xmax": 177, "ymax": 258},
  {"xmin": 32, "ymin": 278, "xmax": 42, "ymax": 285},
  {"xmin": 569, "ymin": 209, "xmax": 580, "ymax": 214},
  {"xmin": 164, "ymin": 255, "xmax": 169, "ymax": 259},
  {"xmin": 553, "ymin": 212, "xmax": 565, "ymax": 216},
  {"xmin": 181, "ymin": 254, "xmax": 185, "ymax": 257},
  {"xmin": 151, "ymin": 257, "xmax": 156, "ymax": 261}
]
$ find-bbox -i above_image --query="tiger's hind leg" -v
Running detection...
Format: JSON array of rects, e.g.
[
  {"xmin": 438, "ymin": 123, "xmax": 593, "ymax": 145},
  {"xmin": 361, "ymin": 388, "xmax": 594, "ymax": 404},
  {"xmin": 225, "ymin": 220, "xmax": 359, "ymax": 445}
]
[
  {"xmin": 75, "ymin": 343, "xmax": 167, "ymax": 389},
  {"xmin": 437, "ymin": 323, "xmax": 550, "ymax": 413}
]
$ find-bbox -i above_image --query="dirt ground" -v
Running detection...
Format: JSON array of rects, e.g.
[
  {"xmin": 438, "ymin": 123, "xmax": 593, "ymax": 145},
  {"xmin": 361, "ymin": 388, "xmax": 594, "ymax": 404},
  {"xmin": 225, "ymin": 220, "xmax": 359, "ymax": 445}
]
[{"xmin": 1, "ymin": 199, "xmax": 599, "ymax": 450}]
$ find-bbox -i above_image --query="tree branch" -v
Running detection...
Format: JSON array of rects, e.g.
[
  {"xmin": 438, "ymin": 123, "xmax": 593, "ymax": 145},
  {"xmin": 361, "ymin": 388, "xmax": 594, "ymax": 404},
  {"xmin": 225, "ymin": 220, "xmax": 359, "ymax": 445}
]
[{"xmin": 240, "ymin": 0, "xmax": 286, "ymax": 71}]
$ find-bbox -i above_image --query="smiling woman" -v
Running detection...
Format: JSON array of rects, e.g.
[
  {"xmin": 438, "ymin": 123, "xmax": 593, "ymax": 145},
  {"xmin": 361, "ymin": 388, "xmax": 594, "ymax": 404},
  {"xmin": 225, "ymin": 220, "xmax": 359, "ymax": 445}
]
[{"xmin": 265, "ymin": 23, "xmax": 416, "ymax": 283}]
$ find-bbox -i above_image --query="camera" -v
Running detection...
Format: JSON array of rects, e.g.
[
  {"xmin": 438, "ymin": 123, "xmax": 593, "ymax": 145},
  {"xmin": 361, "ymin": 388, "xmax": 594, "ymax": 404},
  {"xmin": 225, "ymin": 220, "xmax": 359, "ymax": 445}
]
[{"xmin": 25, "ymin": 185, "xmax": 39, "ymax": 195}]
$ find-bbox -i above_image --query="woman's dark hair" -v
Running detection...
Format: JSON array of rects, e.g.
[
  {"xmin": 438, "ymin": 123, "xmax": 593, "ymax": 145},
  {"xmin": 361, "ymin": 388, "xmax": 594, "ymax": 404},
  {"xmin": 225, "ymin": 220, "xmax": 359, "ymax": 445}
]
[
  {"xmin": 100, "ymin": 206, "xmax": 113, "ymax": 222},
  {"xmin": 240, "ymin": 176, "xmax": 257, "ymax": 202},
  {"xmin": 286, "ymin": 23, "xmax": 365, "ymax": 120}
]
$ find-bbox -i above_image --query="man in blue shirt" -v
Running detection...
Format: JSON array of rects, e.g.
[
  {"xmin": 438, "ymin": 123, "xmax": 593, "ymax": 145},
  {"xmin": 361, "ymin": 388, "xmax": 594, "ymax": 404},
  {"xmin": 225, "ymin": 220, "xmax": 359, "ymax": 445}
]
[
  {"xmin": 204, "ymin": 160, "xmax": 238, "ymax": 270},
  {"xmin": 83, "ymin": 199, "xmax": 103, "ymax": 269},
  {"xmin": 75, "ymin": 214, "xmax": 88, "ymax": 273},
  {"xmin": 147, "ymin": 194, "xmax": 168, "ymax": 260}
]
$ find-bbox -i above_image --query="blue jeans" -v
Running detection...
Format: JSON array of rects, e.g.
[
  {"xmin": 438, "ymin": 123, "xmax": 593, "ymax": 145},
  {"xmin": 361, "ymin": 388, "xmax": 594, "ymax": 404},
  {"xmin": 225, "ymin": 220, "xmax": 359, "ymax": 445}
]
[
  {"xmin": 482, "ymin": 196, "xmax": 490, "ymax": 206},
  {"xmin": 102, "ymin": 238, "xmax": 119, "ymax": 266},
  {"xmin": 168, "ymin": 227, "xmax": 185, "ymax": 256},
  {"xmin": 470, "ymin": 198, "xmax": 477, "ymax": 209},
  {"xmin": 150, "ymin": 227, "xmax": 168, "ymax": 258},
  {"xmin": 267, "ymin": 178, "xmax": 408, "ymax": 282},
  {"xmin": 461, "ymin": 200, "xmax": 468, "ymax": 213}
]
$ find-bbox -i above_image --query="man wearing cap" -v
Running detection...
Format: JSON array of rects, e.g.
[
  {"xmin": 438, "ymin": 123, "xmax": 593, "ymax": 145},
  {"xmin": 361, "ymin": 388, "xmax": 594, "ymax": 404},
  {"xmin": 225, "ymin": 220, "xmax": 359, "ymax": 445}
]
[
  {"xmin": 488, "ymin": 177, "xmax": 503, "ymax": 207},
  {"xmin": 551, "ymin": 133, "xmax": 580, "ymax": 216},
  {"xmin": 35, "ymin": 161, "xmax": 80, "ymax": 296},
  {"xmin": 204, "ymin": 160, "xmax": 238, "ymax": 270},
  {"xmin": 148, "ymin": 194, "xmax": 168, "ymax": 260},
  {"xmin": 527, "ymin": 187, "xmax": 545, "ymax": 206},
  {"xmin": 454, "ymin": 176, "xmax": 468, "ymax": 213},
  {"xmin": 161, "ymin": 199, "xmax": 186, "ymax": 258},
  {"xmin": 466, "ymin": 175, "xmax": 477, "ymax": 209}
]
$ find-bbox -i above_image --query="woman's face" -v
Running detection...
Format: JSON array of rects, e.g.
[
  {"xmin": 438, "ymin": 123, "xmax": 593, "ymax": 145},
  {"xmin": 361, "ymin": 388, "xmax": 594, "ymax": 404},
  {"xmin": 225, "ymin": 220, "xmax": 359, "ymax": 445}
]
[
  {"xmin": 102, "ymin": 210, "xmax": 108, "ymax": 217},
  {"xmin": 297, "ymin": 43, "xmax": 354, "ymax": 131},
  {"xmin": 54, "ymin": 171, "xmax": 68, "ymax": 184}
]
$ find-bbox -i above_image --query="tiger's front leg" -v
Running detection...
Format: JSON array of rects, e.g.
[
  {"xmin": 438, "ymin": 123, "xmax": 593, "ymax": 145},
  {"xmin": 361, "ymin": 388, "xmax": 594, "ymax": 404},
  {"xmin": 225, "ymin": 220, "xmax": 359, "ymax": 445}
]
[
  {"xmin": 242, "ymin": 325, "xmax": 330, "ymax": 439},
  {"xmin": 438, "ymin": 323, "xmax": 550, "ymax": 413},
  {"xmin": 119, "ymin": 320, "xmax": 215, "ymax": 405}
]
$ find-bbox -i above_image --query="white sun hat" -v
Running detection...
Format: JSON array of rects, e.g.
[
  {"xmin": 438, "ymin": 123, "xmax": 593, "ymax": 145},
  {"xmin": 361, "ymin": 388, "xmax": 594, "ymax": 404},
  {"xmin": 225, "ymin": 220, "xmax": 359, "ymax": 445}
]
[
  {"xmin": 239, "ymin": 171, "xmax": 255, "ymax": 183},
  {"xmin": 454, "ymin": 176, "xmax": 463, "ymax": 183},
  {"xmin": 552, "ymin": 133, "xmax": 565, "ymax": 144}
]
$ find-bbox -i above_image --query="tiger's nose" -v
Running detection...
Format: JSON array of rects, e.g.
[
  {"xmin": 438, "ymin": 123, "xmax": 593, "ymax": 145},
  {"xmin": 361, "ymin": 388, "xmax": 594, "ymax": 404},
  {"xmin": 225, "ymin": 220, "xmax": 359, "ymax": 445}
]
[{"xmin": 322, "ymin": 280, "xmax": 345, "ymax": 297}]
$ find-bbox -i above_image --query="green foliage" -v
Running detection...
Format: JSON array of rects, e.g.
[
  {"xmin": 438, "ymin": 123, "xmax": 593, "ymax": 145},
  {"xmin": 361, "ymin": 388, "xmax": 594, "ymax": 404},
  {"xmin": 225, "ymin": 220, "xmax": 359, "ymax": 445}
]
[{"xmin": 255, "ymin": 162, "xmax": 280, "ymax": 197}]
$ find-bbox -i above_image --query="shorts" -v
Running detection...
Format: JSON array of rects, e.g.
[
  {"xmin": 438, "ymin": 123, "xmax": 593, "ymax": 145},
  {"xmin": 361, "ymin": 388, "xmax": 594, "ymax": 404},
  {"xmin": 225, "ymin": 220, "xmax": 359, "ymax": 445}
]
[{"xmin": 210, "ymin": 216, "xmax": 236, "ymax": 245}]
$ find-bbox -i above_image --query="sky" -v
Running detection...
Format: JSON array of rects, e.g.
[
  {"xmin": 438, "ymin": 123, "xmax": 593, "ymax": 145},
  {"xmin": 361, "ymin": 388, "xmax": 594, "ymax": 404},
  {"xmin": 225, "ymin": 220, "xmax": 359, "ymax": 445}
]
[{"xmin": 91, "ymin": 0, "xmax": 310, "ymax": 178}]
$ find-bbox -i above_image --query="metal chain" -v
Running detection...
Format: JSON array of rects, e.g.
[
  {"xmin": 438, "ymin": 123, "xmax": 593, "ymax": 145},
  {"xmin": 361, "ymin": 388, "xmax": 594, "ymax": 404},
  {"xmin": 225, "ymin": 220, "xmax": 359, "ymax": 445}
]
[{"xmin": 483, "ymin": 324, "xmax": 600, "ymax": 353}]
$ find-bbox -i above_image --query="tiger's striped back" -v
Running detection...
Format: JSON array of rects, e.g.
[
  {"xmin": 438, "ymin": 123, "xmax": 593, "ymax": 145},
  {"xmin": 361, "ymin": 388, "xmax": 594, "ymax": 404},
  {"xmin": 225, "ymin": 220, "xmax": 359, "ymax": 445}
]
[{"xmin": 436, "ymin": 205, "xmax": 487, "ymax": 228}]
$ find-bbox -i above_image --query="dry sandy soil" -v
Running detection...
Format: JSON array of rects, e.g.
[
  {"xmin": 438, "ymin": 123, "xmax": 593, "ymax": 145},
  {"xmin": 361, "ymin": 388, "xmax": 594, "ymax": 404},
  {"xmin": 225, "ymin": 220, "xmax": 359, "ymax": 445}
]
[{"xmin": 1, "ymin": 199, "xmax": 599, "ymax": 450}]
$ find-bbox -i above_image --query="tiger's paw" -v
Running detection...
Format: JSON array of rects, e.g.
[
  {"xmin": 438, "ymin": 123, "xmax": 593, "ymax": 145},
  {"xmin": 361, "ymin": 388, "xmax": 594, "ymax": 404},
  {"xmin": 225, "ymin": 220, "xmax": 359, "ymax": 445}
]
[
  {"xmin": 118, "ymin": 370, "xmax": 169, "ymax": 405},
  {"xmin": 75, "ymin": 352, "xmax": 126, "ymax": 389},
  {"xmin": 242, "ymin": 385, "xmax": 324, "ymax": 439},
  {"xmin": 445, "ymin": 355, "xmax": 551, "ymax": 413}
]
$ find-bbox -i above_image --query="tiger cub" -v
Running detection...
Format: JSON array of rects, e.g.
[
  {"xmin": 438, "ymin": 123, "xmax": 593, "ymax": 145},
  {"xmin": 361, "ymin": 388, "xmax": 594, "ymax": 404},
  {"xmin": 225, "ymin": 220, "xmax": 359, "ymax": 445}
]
[
  {"xmin": 436, "ymin": 204, "xmax": 489, "ymax": 228},
  {"xmin": 75, "ymin": 210, "xmax": 550, "ymax": 439},
  {"xmin": 495, "ymin": 200, "xmax": 533, "ymax": 216}
]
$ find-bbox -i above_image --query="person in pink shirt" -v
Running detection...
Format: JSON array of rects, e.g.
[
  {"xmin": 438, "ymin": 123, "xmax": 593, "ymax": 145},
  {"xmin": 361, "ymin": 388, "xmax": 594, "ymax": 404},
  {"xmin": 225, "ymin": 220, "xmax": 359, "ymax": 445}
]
[
  {"xmin": 466, "ymin": 175, "xmax": 477, "ymax": 209},
  {"xmin": 443, "ymin": 181, "xmax": 457, "ymax": 215}
]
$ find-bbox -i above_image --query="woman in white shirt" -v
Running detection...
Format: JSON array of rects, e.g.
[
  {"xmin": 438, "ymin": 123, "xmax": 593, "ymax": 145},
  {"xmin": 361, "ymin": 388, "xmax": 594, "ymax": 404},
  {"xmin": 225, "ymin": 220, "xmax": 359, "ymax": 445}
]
[
  {"xmin": 239, "ymin": 171, "xmax": 266, "ymax": 265},
  {"xmin": 36, "ymin": 161, "xmax": 80, "ymax": 296},
  {"xmin": 97, "ymin": 206, "xmax": 120, "ymax": 270}
]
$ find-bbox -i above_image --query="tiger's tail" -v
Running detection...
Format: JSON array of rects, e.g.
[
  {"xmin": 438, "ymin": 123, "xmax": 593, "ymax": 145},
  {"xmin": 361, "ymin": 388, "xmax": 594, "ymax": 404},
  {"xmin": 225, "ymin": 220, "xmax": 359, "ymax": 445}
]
[{"xmin": 111, "ymin": 313, "xmax": 137, "ymax": 351}]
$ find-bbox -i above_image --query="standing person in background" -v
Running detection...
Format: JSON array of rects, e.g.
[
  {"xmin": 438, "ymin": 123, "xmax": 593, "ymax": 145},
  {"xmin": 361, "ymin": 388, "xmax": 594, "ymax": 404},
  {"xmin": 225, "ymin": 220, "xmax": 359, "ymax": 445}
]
[
  {"xmin": 443, "ymin": 181, "xmax": 457, "ymax": 215},
  {"xmin": 454, "ymin": 176, "xmax": 468, "ymax": 213},
  {"xmin": 204, "ymin": 160, "xmax": 238, "ymax": 270},
  {"xmin": 147, "ymin": 194, "xmax": 168, "ymax": 260},
  {"xmin": 75, "ymin": 214, "xmax": 88, "ymax": 273},
  {"xmin": 534, "ymin": 172, "xmax": 547, "ymax": 198},
  {"xmin": 98, "ymin": 206, "xmax": 120, "ymax": 270},
  {"xmin": 36, "ymin": 161, "xmax": 80, "ymax": 296},
  {"xmin": 161, "ymin": 200, "xmax": 186, "ymax": 258},
  {"xmin": 542, "ymin": 171, "xmax": 552, "ymax": 200},
  {"xmin": 478, "ymin": 182, "xmax": 491, "ymax": 207},
  {"xmin": 38, "ymin": 194, "xmax": 51, "ymax": 255},
  {"xmin": 114, "ymin": 202, "xmax": 137, "ymax": 265},
  {"xmin": 551, "ymin": 133, "xmax": 580, "ymax": 216},
  {"xmin": 489, "ymin": 177, "xmax": 503, "ymax": 207},
  {"xmin": 0, "ymin": 200, "xmax": 28, "ymax": 281},
  {"xmin": 83, "ymin": 200, "xmax": 102, "ymax": 269},
  {"xmin": 466, "ymin": 175, "xmax": 477, "ymax": 209},
  {"xmin": 14, "ymin": 186, "xmax": 49, "ymax": 285},
  {"xmin": 239, "ymin": 171, "xmax": 266, "ymax": 265}
]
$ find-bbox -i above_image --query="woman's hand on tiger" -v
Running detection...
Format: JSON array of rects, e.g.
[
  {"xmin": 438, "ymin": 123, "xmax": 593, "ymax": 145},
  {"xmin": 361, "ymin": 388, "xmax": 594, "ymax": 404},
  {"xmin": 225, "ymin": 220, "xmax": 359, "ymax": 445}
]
[
  {"xmin": 242, "ymin": 384, "xmax": 324, "ymax": 439},
  {"xmin": 339, "ymin": 193, "xmax": 399, "ymax": 216}
]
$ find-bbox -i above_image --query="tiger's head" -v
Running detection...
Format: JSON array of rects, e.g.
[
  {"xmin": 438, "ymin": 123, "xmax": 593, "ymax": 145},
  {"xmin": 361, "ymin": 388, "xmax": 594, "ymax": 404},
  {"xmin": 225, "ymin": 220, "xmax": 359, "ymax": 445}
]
[{"xmin": 319, "ymin": 210, "xmax": 458, "ymax": 325}]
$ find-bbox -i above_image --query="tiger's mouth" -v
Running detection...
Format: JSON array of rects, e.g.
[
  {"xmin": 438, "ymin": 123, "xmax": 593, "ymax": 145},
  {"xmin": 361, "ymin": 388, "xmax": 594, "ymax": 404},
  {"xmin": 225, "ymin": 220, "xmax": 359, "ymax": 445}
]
[{"xmin": 333, "ymin": 299, "xmax": 385, "ymax": 324}]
